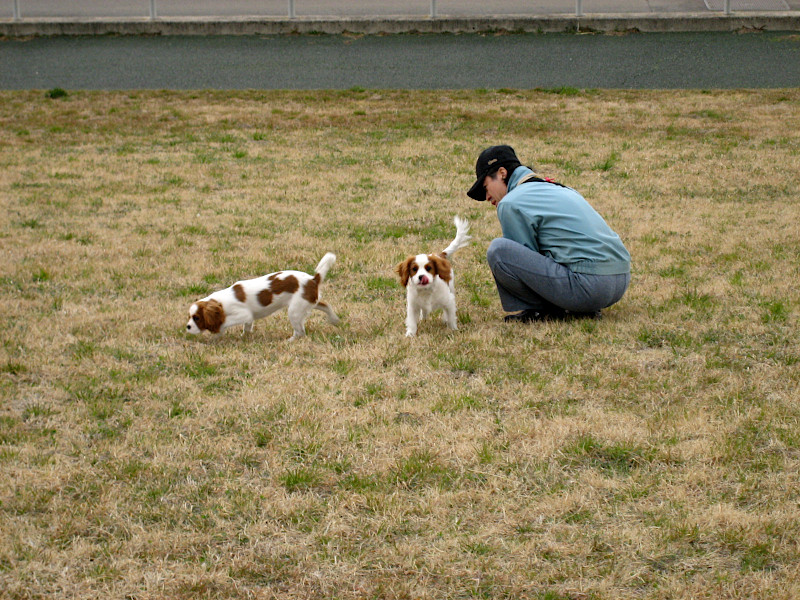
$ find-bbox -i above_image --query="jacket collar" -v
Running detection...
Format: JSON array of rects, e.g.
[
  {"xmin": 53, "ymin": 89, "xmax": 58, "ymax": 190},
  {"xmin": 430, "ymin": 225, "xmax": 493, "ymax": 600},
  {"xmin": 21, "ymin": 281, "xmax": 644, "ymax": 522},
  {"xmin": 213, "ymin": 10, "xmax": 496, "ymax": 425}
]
[{"xmin": 507, "ymin": 166, "xmax": 534, "ymax": 192}]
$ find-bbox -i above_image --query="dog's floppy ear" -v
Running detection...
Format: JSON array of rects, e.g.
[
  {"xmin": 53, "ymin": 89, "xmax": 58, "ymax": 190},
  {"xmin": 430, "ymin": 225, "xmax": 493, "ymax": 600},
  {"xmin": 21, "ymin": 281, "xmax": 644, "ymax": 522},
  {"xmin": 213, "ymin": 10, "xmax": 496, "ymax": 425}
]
[
  {"xmin": 429, "ymin": 254, "xmax": 452, "ymax": 283},
  {"xmin": 202, "ymin": 299, "xmax": 226, "ymax": 333},
  {"xmin": 396, "ymin": 257, "xmax": 414, "ymax": 288}
]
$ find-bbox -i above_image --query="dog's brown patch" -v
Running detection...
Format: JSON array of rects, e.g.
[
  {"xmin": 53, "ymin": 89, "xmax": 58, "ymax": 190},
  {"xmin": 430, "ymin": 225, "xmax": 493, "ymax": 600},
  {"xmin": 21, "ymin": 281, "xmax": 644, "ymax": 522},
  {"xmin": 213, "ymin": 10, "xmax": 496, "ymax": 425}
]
[
  {"xmin": 303, "ymin": 274, "xmax": 320, "ymax": 304},
  {"xmin": 233, "ymin": 284, "xmax": 246, "ymax": 303},
  {"xmin": 428, "ymin": 254, "xmax": 452, "ymax": 283},
  {"xmin": 270, "ymin": 274, "xmax": 299, "ymax": 295},
  {"xmin": 396, "ymin": 256, "xmax": 415, "ymax": 288},
  {"xmin": 257, "ymin": 288, "xmax": 273, "ymax": 306},
  {"xmin": 194, "ymin": 299, "xmax": 225, "ymax": 333}
]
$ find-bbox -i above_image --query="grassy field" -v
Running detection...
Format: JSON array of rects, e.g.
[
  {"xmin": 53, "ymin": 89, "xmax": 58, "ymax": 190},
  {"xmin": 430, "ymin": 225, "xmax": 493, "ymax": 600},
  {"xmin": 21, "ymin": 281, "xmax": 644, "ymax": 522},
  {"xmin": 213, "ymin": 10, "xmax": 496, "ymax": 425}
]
[{"xmin": 1, "ymin": 87, "xmax": 799, "ymax": 599}]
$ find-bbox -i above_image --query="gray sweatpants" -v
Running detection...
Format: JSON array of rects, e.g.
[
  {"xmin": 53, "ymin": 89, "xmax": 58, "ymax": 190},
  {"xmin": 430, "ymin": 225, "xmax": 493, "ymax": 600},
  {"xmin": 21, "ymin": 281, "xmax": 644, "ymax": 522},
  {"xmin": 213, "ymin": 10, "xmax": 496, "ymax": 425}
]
[{"xmin": 487, "ymin": 238, "xmax": 630, "ymax": 314}]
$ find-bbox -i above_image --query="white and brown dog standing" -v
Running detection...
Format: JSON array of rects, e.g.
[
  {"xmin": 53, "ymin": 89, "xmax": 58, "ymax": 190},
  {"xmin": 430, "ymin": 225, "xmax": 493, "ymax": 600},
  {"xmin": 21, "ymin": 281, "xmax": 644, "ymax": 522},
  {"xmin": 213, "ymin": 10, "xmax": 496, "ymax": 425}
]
[
  {"xmin": 396, "ymin": 216, "xmax": 471, "ymax": 337},
  {"xmin": 186, "ymin": 253, "xmax": 340, "ymax": 341}
]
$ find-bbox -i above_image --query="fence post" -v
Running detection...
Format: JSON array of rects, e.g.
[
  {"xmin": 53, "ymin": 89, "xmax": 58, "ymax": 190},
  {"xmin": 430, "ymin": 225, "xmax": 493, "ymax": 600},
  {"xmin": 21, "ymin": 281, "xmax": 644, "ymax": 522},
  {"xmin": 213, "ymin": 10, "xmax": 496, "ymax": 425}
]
[
  {"xmin": 149, "ymin": 0, "xmax": 157, "ymax": 19},
  {"xmin": 289, "ymin": 0, "xmax": 295, "ymax": 18},
  {"xmin": 13, "ymin": 0, "xmax": 20, "ymax": 21},
  {"xmin": 724, "ymin": 0, "xmax": 731, "ymax": 15},
  {"xmin": 576, "ymin": 0, "xmax": 583, "ymax": 17},
  {"xmin": 430, "ymin": 0, "xmax": 437, "ymax": 18}
]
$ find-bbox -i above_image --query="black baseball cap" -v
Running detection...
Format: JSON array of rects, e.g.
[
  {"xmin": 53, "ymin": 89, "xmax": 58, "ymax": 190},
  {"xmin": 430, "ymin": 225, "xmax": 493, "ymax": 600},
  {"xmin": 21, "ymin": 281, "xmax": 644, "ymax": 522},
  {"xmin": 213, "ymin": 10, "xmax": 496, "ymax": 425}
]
[{"xmin": 467, "ymin": 145, "xmax": 521, "ymax": 201}]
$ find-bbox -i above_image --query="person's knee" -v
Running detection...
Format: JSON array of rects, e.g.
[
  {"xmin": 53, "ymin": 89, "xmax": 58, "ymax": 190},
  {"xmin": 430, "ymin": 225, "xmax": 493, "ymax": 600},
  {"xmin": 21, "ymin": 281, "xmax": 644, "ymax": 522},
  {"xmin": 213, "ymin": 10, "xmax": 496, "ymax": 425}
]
[{"xmin": 486, "ymin": 238, "xmax": 507, "ymax": 269}]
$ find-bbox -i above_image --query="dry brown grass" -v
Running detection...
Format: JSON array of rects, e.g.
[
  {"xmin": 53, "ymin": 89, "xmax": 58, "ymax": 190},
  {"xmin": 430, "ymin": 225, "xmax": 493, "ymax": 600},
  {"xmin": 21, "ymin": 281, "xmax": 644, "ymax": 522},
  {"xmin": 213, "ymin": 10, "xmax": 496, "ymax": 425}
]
[{"xmin": 1, "ymin": 88, "xmax": 799, "ymax": 599}]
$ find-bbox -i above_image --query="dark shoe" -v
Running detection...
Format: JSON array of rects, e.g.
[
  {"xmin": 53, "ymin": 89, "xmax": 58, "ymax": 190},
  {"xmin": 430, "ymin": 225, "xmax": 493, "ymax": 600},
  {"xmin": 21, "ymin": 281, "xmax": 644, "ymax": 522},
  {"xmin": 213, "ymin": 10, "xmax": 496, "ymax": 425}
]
[
  {"xmin": 504, "ymin": 309, "xmax": 564, "ymax": 323},
  {"xmin": 503, "ymin": 309, "xmax": 602, "ymax": 323}
]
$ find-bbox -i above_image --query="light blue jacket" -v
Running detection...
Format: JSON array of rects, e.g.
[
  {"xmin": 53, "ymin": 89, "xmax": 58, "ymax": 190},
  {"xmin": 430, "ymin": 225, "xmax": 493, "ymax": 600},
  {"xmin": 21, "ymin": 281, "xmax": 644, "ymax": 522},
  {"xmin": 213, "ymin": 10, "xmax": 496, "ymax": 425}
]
[{"xmin": 496, "ymin": 166, "xmax": 630, "ymax": 275}]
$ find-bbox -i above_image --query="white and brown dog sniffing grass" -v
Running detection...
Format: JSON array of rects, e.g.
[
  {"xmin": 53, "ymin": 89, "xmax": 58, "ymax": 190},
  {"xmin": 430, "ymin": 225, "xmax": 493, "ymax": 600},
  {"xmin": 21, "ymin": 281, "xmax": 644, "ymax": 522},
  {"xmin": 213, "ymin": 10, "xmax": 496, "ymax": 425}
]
[
  {"xmin": 396, "ymin": 217, "xmax": 471, "ymax": 337},
  {"xmin": 186, "ymin": 253, "xmax": 340, "ymax": 341}
]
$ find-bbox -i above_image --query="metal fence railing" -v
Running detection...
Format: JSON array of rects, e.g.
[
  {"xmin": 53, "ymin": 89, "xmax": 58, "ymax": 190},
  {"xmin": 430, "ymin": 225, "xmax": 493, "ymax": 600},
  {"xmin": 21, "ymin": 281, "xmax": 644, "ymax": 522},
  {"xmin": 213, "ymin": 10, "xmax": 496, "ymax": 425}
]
[{"xmin": 8, "ymin": 0, "xmax": 798, "ymax": 22}]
